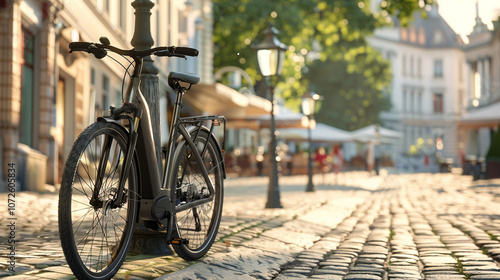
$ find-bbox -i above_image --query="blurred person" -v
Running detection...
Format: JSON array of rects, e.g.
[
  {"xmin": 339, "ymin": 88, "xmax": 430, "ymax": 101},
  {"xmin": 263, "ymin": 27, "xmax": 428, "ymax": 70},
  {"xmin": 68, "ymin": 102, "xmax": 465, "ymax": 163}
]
[
  {"xmin": 284, "ymin": 150, "xmax": 293, "ymax": 176},
  {"xmin": 374, "ymin": 143, "xmax": 381, "ymax": 175},
  {"xmin": 255, "ymin": 146, "xmax": 265, "ymax": 176},
  {"xmin": 314, "ymin": 147, "xmax": 328, "ymax": 184},
  {"xmin": 366, "ymin": 141, "xmax": 375, "ymax": 173},
  {"xmin": 331, "ymin": 143, "xmax": 343, "ymax": 183},
  {"xmin": 238, "ymin": 147, "xmax": 252, "ymax": 176}
]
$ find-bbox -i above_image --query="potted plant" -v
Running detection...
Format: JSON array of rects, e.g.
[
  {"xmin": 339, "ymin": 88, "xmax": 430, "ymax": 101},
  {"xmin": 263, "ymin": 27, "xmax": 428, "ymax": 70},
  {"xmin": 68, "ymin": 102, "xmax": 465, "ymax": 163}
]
[{"xmin": 486, "ymin": 124, "xmax": 500, "ymax": 179}]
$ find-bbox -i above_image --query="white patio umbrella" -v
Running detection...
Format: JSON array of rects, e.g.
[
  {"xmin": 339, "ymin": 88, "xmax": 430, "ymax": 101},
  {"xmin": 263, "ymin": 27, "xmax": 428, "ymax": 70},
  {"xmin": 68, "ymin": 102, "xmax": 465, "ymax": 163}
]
[
  {"xmin": 279, "ymin": 123, "xmax": 352, "ymax": 142},
  {"xmin": 350, "ymin": 124, "xmax": 402, "ymax": 144}
]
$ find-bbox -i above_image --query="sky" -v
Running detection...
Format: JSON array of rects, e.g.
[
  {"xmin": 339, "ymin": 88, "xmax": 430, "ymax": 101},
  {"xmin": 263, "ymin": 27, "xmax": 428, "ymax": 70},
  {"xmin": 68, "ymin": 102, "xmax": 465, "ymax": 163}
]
[{"xmin": 438, "ymin": 0, "xmax": 500, "ymax": 41}]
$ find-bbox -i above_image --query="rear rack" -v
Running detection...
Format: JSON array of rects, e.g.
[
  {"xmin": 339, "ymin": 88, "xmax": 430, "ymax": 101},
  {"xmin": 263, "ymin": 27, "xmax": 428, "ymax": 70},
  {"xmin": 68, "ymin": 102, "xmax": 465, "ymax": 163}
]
[{"xmin": 179, "ymin": 115, "xmax": 226, "ymax": 157}]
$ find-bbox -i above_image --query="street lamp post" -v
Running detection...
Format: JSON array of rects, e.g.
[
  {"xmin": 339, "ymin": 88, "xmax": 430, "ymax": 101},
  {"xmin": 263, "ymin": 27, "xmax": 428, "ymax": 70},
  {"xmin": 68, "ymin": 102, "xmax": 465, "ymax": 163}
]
[
  {"xmin": 252, "ymin": 24, "xmax": 287, "ymax": 208},
  {"xmin": 129, "ymin": 0, "xmax": 171, "ymax": 255},
  {"xmin": 302, "ymin": 91, "xmax": 322, "ymax": 192},
  {"xmin": 374, "ymin": 124, "xmax": 381, "ymax": 175}
]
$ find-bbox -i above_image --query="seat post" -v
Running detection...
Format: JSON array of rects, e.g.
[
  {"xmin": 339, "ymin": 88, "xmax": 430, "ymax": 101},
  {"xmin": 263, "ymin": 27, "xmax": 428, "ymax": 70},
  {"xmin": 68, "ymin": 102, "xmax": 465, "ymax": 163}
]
[{"xmin": 161, "ymin": 85, "xmax": 185, "ymax": 194}]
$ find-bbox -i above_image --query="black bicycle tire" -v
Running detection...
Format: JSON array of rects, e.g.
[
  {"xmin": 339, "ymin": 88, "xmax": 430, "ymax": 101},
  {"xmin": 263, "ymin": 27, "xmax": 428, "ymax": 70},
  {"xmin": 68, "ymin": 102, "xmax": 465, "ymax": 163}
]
[
  {"xmin": 171, "ymin": 129, "xmax": 223, "ymax": 260},
  {"xmin": 58, "ymin": 122, "xmax": 138, "ymax": 280}
]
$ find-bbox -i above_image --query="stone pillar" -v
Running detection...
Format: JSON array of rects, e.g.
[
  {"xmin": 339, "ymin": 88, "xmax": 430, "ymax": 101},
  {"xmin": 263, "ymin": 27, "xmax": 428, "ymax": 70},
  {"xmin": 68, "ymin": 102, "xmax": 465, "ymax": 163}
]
[
  {"xmin": 0, "ymin": 1, "xmax": 22, "ymax": 178},
  {"xmin": 466, "ymin": 61, "xmax": 472, "ymax": 103},
  {"xmin": 484, "ymin": 57, "xmax": 490, "ymax": 101},
  {"xmin": 477, "ymin": 59, "xmax": 483, "ymax": 99},
  {"xmin": 38, "ymin": 1, "xmax": 56, "ymax": 185}
]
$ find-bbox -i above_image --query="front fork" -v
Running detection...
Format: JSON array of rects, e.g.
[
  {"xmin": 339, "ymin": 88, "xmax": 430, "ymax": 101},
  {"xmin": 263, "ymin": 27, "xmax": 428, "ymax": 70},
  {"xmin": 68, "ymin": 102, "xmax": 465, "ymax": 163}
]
[{"xmin": 89, "ymin": 105, "xmax": 142, "ymax": 209}]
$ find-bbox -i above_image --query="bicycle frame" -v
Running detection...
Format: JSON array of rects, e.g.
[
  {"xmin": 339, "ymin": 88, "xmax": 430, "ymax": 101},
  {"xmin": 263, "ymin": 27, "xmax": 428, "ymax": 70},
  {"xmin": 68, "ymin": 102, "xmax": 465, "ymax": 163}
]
[
  {"xmin": 93, "ymin": 57, "xmax": 225, "ymax": 239},
  {"xmin": 61, "ymin": 40, "xmax": 225, "ymax": 279}
]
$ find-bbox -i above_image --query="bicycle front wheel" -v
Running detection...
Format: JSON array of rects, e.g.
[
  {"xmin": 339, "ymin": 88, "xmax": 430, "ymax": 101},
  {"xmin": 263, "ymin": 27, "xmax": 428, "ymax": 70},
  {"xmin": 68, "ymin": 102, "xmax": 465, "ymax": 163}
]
[
  {"xmin": 58, "ymin": 122, "xmax": 138, "ymax": 280},
  {"xmin": 171, "ymin": 129, "xmax": 223, "ymax": 260}
]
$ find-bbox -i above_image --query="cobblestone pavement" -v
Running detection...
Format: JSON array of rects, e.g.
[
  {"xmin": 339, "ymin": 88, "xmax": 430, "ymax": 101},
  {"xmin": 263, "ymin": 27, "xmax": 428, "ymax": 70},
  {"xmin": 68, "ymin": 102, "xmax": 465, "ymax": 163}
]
[{"xmin": 1, "ymin": 172, "xmax": 500, "ymax": 279}]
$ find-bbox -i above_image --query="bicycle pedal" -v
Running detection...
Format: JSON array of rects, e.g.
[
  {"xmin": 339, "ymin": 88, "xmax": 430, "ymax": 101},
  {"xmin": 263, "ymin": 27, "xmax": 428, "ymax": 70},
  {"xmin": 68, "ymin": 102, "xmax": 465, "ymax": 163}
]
[{"xmin": 170, "ymin": 237, "xmax": 189, "ymax": 245}]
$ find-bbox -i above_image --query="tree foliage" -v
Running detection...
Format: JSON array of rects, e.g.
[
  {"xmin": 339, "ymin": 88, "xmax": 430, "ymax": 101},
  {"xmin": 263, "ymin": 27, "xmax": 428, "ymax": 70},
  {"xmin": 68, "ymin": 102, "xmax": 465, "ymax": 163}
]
[{"xmin": 213, "ymin": 0, "xmax": 428, "ymax": 130}]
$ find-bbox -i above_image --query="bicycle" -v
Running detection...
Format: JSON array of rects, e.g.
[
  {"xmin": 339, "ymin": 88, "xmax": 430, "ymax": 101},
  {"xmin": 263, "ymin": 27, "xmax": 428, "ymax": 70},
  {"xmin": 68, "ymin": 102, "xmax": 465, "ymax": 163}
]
[{"xmin": 58, "ymin": 37, "xmax": 226, "ymax": 280}]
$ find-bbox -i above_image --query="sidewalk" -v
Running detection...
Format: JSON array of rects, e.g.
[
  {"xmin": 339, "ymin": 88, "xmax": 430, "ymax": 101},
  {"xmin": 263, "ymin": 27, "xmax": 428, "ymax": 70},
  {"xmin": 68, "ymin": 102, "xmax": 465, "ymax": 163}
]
[{"xmin": 2, "ymin": 172, "xmax": 500, "ymax": 279}]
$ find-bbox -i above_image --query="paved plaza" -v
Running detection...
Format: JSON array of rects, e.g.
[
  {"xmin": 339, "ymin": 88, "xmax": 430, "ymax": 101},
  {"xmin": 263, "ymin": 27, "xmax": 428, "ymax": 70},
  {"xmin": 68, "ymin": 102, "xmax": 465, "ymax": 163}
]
[{"xmin": 1, "ymin": 171, "xmax": 500, "ymax": 279}]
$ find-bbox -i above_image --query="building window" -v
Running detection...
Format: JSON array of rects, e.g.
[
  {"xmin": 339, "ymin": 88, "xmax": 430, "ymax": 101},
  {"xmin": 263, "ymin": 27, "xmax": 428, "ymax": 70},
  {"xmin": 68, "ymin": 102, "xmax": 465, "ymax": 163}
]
[
  {"xmin": 167, "ymin": 0, "xmax": 172, "ymax": 44},
  {"xmin": 410, "ymin": 56, "xmax": 414, "ymax": 77},
  {"xmin": 90, "ymin": 68, "xmax": 96, "ymax": 86},
  {"xmin": 417, "ymin": 91, "xmax": 422, "ymax": 114},
  {"xmin": 409, "ymin": 27, "xmax": 417, "ymax": 43},
  {"xmin": 104, "ymin": 0, "xmax": 110, "ymax": 14},
  {"xmin": 102, "ymin": 75, "xmax": 109, "ymax": 110},
  {"xmin": 434, "ymin": 59, "xmax": 443, "ymax": 78},
  {"xmin": 179, "ymin": 9, "xmax": 187, "ymax": 33},
  {"xmin": 458, "ymin": 61, "xmax": 463, "ymax": 82},
  {"xmin": 402, "ymin": 55, "xmax": 407, "ymax": 77},
  {"xmin": 458, "ymin": 90, "xmax": 464, "ymax": 111},
  {"xmin": 417, "ymin": 57, "xmax": 421, "ymax": 78},
  {"xmin": 409, "ymin": 90, "xmax": 415, "ymax": 113},
  {"xmin": 119, "ymin": 0, "xmax": 126, "ymax": 32},
  {"xmin": 115, "ymin": 88, "xmax": 122, "ymax": 106},
  {"xmin": 402, "ymin": 88, "xmax": 407, "ymax": 113},
  {"xmin": 418, "ymin": 28, "xmax": 426, "ymax": 45},
  {"xmin": 20, "ymin": 28, "xmax": 35, "ymax": 147},
  {"xmin": 474, "ymin": 71, "xmax": 481, "ymax": 99},
  {"xmin": 401, "ymin": 28, "xmax": 408, "ymax": 41},
  {"xmin": 433, "ymin": 93, "xmax": 443, "ymax": 113},
  {"xmin": 433, "ymin": 30, "xmax": 443, "ymax": 44}
]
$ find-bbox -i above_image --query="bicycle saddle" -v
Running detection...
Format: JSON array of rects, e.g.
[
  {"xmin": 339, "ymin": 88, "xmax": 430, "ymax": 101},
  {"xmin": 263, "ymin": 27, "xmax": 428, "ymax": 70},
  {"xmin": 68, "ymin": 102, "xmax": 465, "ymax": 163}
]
[{"xmin": 168, "ymin": 72, "xmax": 200, "ymax": 89}]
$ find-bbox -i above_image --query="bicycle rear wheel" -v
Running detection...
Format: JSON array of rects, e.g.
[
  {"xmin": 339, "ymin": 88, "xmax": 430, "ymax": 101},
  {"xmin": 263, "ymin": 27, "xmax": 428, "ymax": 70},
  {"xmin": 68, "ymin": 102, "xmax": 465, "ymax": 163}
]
[
  {"xmin": 58, "ymin": 122, "xmax": 138, "ymax": 280},
  {"xmin": 171, "ymin": 129, "xmax": 223, "ymax": 260}
]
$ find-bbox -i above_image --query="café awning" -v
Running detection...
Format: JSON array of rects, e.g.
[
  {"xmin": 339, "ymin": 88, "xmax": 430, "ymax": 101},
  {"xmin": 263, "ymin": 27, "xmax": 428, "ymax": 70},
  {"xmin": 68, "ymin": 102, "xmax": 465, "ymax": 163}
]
[
  {"xmin": 231, "ymin": 105, "xmax": 306, "ymax": 129},
  {"xmin": 184, "ymin": 83, "xmax": 272, "ymax": 119},
  {"xmin": 459, "ymin": 101, "xmax": 500, "ymax": 129}
]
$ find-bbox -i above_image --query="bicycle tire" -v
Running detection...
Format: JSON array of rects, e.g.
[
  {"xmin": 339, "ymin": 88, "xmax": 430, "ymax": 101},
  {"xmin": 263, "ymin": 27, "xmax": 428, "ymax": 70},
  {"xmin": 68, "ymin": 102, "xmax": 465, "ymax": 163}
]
[
  {"xmin": 59, "ymin": 122, "xmax": 138, "ymax": 280},
  {"xmin": 171, "ymin": 129, "xmax": 223, "ymax": 260}
]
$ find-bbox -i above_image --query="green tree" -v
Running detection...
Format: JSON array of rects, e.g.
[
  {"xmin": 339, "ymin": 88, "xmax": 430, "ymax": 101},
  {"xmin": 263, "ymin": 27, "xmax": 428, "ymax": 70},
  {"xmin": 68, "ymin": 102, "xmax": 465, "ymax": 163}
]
[{"xmin": 213, "ymin": 0, "xmax": 430, "ymax": 130}]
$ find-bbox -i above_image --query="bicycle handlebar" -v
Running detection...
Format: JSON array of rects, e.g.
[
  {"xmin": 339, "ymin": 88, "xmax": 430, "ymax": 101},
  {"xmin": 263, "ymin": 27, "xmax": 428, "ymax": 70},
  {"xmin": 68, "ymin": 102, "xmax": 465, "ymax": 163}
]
[{"xmin": 69, "ymin": 41, "xmax": 199, "ymax": 59}]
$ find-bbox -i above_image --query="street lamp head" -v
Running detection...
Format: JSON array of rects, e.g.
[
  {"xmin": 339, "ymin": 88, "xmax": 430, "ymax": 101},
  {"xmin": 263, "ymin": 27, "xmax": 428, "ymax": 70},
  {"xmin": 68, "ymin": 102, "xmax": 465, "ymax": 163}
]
[
  {"xmin": 301, "ymin": 90, "xmax": 323, "ymax": 117},
  {"xmin": 252, "ymin": 24, "xmax": 288, "ymax": 77}
]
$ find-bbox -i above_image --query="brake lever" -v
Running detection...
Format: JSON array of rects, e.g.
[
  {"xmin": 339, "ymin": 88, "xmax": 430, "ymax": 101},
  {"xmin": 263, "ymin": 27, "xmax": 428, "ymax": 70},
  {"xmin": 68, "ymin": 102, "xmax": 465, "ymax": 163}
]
[
  {"xmin": 172, "ymin": 54, "xmax": 187, "ymax": 60},
  {"xmin": 155, "ymin": 51, "xmax": 186, "ymax": 60},
  {"xmin": 89, "ymin": 44, "xmax": 107, "ymax": 59}
]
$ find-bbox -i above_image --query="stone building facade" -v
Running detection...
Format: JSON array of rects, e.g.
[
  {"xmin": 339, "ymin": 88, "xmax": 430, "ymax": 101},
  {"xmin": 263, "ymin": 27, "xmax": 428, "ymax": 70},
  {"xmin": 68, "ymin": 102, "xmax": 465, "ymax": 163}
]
[
  {"xmin": 368, "ymin": 4, "xmax": 467, "ymax": 163},
  {"xmin": 461, "ymin": 5, "xmax": 500, "ymax": 158},
  {"xmin": 0, "ymin": 0, "xmax": 214, "ymax": 191}
]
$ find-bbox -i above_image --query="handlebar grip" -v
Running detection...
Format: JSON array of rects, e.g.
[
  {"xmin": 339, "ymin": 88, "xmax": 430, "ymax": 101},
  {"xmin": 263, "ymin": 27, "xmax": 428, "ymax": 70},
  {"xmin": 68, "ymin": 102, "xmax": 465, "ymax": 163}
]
[
  {"xmin": 173, "ymin": 47, "xmax": 199, "ymax": 57},
  {"xmin": 69, "ymin": 42, "xmax": 107, "ymax": 59},
  {"xmin": 69, "ymin": 42, "xmax": 93, "ymax": 51}
]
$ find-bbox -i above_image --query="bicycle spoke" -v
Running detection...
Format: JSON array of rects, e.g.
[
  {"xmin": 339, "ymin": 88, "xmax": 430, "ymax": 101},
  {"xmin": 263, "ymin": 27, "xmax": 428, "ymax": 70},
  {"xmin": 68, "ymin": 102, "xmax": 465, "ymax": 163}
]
[
  {"xmin": 174, "ymin": 136, "xmax": 220, "ymax": 253},
  {"xmin": 60, "ymin": 123, "xmax": 137, "ymax": 277}
]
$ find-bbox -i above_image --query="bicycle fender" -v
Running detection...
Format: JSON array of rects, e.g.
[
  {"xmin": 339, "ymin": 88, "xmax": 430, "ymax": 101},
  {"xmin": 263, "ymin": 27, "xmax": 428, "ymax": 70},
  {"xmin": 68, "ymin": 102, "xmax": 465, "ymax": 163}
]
[
  {"xmin": 97, "ymin": 116, "xmax": 144, "ymax": 220},
  {"xmin": 182, "ymin": 125, "xmax": 227, "ymax": 179},
  {"xmin": 97, "ymin": 117, "xmax": 134, "ymax": 137},
  {"xmin": 97, "ymin": 116, "xmax": 124, "ymax": 126}
]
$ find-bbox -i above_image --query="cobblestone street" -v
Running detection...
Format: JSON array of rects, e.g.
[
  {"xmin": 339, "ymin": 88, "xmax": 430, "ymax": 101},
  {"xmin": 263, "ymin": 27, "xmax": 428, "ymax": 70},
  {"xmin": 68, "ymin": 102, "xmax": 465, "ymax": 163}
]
[{"xmin": 2, "ymin": 172, "xmax": 500, "ymax": 279}]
